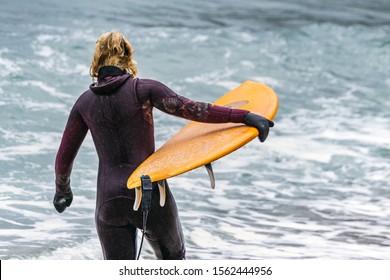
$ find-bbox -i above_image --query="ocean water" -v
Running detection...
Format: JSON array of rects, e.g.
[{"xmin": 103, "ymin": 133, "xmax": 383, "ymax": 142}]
[{"xmin": 0, "ymin": 0, "xmax": 389, "ymax": 260}]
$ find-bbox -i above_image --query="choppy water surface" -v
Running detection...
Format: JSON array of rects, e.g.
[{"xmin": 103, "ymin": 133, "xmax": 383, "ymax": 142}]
[{"xmin": 0, "ymin": 0, "xmax": 389, "ymax": 259}]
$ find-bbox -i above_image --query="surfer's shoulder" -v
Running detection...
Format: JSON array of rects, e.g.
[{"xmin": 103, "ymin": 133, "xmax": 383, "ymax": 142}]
[
  {"xmin": 136, "ymin": 78, "xmax": 171, "ymax": 95},
  {"xmin": 137, "ymin": 78, "xmax": 165, "ymax": 88}
]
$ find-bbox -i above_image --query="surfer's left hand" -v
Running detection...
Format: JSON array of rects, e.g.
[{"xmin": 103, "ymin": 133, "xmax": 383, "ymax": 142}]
[{"xmin": 244, "ymin": 113, "xmax": 274, "ymax": 142}]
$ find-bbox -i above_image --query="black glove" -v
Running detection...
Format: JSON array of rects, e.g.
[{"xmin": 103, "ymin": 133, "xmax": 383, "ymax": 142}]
[
  {"xmin": 53, "ymin": 191, "xmax": 73, "ymax": 213},
  {"xmin": 244, "ymin": 113, "xmax": 274, "ymax": 142},
  {"xmin": 53, "ymin": 174, "xmax": 73, "ymax": 213}
]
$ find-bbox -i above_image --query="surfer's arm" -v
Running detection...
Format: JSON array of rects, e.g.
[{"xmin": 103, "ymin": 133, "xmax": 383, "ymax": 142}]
[
  {"xmin": 137, "ymin": 79, "xmax": 249, "ymax": 123},
  {"xmin": 54, "ymin": 104, "xmax": 88, "ymax": 213}
]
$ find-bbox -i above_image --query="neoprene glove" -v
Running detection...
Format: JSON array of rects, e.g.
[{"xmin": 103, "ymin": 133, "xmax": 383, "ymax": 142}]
[
  {"xmin": 53, "ymin": 174, "xmax": 73, "ymax": 213},
  {"xmin": 244, "ymin": 112, "xmax": 274, "ymax": 142},
  {"xmin": 53, "ymin": 191, "xmax": 73, "ymax": 213}
]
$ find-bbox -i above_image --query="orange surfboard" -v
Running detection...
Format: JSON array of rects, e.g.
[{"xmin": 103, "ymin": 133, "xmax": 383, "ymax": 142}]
[{"xmin": 127, "ymin": 80, "xmax": 278, "ymax": 210}]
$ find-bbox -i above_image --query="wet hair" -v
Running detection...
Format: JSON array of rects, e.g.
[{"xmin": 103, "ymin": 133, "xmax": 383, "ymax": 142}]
[{"xmin": 90, "ymin": 32, "xmax": 137, "ymax": 79}]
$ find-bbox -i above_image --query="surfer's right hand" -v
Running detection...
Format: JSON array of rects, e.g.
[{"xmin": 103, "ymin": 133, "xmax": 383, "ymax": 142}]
[
  {"xmin": 244, "ymin": 113, "xmax": 274, "ymax": 142},
  {"xmin": 53, "ymin": 191, "xmax": 73, "ymax": 213}
]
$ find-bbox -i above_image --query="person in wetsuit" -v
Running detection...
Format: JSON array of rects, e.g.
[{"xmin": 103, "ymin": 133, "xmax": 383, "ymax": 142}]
[{"xmin": 53, "ymin": 32, "xmax": 274, "ymax": 260}]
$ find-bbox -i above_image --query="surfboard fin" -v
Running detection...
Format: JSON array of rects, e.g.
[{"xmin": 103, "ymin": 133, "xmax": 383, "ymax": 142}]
[
  {"xmin": 205, "ymin": 163, "xmax": 216, "ymax": 189},
  {"xmin": 157, "ymin": 180, "xmax": 166, "ymax": 207},
  {"xmin": 134, "ymin": 179, "xmax": 167, "ymax": 210},
  {"xmin": 134, "ymin": 187, "xmax": 142, "ymax": 211}
]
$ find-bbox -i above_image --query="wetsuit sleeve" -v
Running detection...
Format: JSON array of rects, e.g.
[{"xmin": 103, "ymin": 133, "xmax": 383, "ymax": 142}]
[
  {"xmin": 136, "ymin": 79, "xmax": 249, "ymax": 123},
  {"xmin": 55, "ymin": 103, "xmax": 88, "ymax": 193}
]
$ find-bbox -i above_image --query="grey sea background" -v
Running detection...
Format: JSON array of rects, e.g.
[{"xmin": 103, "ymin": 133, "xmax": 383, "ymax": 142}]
[{"xmin": 0, "ymin": 0, "xmax": 389, "ymax": 259}]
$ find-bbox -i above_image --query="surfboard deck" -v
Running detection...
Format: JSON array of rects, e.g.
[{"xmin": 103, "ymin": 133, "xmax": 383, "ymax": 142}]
[{"xmin": 127, "ymin": 80, "xmax": 278, "ymax": 209}]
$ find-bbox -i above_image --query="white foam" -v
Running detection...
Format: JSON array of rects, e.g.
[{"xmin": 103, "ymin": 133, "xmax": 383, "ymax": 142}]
[
  {"xmin": 250, "ymin": 76, "xmax": 280, "ymax": 87},
  {"xmin": 31, "ymin": 35, "xmax": 71, "ymax": 72},
  {"xmin": 0, "ymin": 49, "xmax": 21, "ymax": 77},
  {"xmin": 22, "ymin": 100, "xmax": 68, "ymax": 112},
  {"xmin": 19, "ymin": 80, "xmax": 72, "ymax": 99},
  {"xmin": 191, "ymin": 35, "xmax": 208, "ymax": 43},
  {"xmin": 0, "ymin": 184, "xmax": 33, "ymax": 196},
  {"xmin": 240, "ymin": 60, "xmax": 255, "ymax": 68},
  {"xmin": 386, "ymin": 78, "xmax": 390, "ymax": 88},
  {"xmin": 189, "ymin": 227, "xmax": 231, "ymax": 248},
  {"xmin": 224, "ymin": 48, "xmax": 232, "ymax": 58},
  {"xmin": 240, "ymin": 32, "xmax": 256, "ymax": 42},
  {"xmin": 36, "ymin": 34, "xmax": 62, "ymax": 43},
  {"xmin": 34, "ymin": 45, "xmax": 55, "ymax": 58},
  {"xmin": 269, "ymin": 134, "xmax": 359, "ymax": 163},
  {"xmin": 35, "ymin": 238, "xmax": 103, "ymax": 260},
  {"xmin": 58, "ymin": 64, "xmax": 90, "ymax": 75},
  {"xmin": 184, "ymin": 69, "xmax": 240, "ymax": 90},
  {"xmin": 0, "ymin": 130, "xmax": 60, "ymax": 160}
]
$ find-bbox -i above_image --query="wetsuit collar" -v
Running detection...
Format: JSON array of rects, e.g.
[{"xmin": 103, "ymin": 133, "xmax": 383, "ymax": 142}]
[
  {"xmin": 98, "ymin": 66, "xmax": 127, "ymax": 80},
  {"xmin": 90, "ymin": 66, "xmax": 131, "ymax": 95}
]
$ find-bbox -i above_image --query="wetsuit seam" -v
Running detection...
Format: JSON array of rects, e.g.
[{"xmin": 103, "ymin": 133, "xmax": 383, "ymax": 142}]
[
  {"xmin": 133, "ymin": 77, "xmax": 140, "ymax": 105},
  {"xmin": 79, "ymin": 112, "xmax": 92, "ymax": 127}
]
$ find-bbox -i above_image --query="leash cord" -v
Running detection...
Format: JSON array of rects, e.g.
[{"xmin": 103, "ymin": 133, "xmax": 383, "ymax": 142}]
[
  {"xmin": 136, "ymin": 211, "xmax": 149, "ymax": 260},
  {"xmin": 136, "ymin": 175, "xmax": 153, "ymax": 260}
]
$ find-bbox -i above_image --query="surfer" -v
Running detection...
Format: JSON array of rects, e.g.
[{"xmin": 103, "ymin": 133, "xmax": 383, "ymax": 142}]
[{"xmin": 53, "ymin": 32, "xmax": 274, "ymax": 260}]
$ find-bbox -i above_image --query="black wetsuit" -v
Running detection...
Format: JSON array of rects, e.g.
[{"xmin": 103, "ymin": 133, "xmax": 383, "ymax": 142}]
[{"xmin": 55, "ymin": 66, "xmax": 249, "ymax": 259}]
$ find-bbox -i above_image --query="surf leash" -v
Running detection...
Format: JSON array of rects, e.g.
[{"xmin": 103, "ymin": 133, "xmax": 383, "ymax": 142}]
[{"xmin": 136, "ymin": 175, "xmax": 153, "ymax": 260}]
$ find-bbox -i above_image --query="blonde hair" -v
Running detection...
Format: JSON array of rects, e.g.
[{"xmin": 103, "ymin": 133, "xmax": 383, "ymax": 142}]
[{"xmin": 90, "ymin": 32, "xmax": 137, "ymax": 78}]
